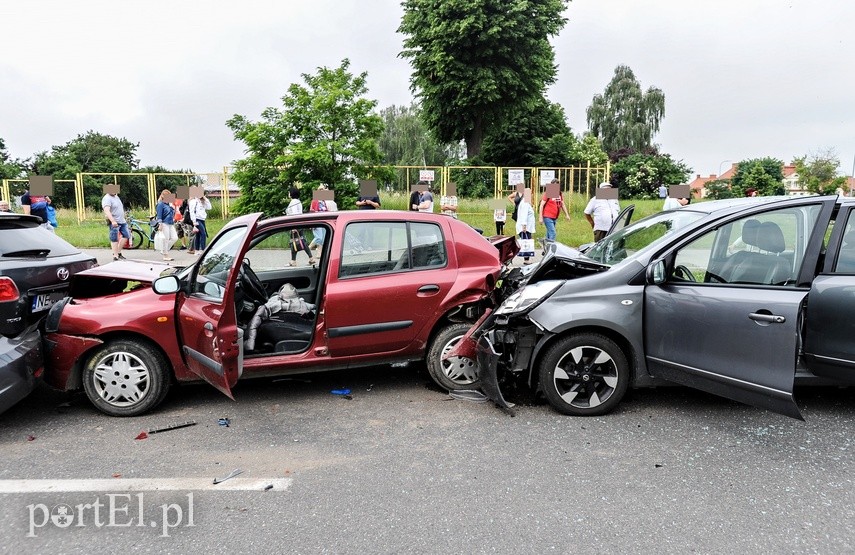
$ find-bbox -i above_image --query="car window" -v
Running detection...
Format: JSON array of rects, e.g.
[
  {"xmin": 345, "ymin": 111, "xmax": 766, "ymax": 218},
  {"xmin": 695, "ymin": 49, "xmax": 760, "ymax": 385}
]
[
  {"xmin": 833, "ymin": 210, "xmax": 855, "ymax": 273},
  {"xmin": 245, "ymin": 226, "xmax": 326, "ymax": 271},
  {"xmin": 339, "ymin": 221, "xmax": 446, "ymax": 278},
  {"xmin": 191, "ymin": 226, "xmax": 248, "ymax": 301},
  {"xmin": 671, "ymin": 205, "xmax": 822, "ymax": 286},
  {"xmin": 0, "ymin": 220, "xmax": 80, "ymax": 257},
  {"xmin": 585, "ymin": 210, "xmax": 703, "ymax": 266}
]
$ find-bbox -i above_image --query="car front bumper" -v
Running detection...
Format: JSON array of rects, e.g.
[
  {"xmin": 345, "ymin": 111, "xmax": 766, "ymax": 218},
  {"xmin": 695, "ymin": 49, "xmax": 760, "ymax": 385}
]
[{"xmin": 0, "ymin": 324, "xmax": 44, "ymax": 415}]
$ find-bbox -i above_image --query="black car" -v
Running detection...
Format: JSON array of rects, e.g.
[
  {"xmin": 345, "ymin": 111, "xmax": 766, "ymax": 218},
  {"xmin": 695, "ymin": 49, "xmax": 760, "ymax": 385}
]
[{"xmin": 0, "ymin": 214, "xmax": 96, "ymax": 414}]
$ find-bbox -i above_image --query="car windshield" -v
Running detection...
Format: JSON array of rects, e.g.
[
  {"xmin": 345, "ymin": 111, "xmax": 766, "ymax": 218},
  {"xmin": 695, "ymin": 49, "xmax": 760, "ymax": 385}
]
[{"xmin": 585, "ymin": 209, "xmax": 704, "ymax": 266}]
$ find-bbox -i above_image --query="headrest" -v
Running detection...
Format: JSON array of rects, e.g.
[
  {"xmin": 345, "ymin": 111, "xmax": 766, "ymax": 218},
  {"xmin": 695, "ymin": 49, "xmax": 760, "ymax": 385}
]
[
  {"xmin": 755, "ymin": 221, "xmax": 786, "ymax": 254},
  {"xmin": 741, "ymin": 219, "xmax": 761, "ymax": 247},
  {"xmin": 843, "ymin": 228, "xmax": 855, "ymax": 247}
]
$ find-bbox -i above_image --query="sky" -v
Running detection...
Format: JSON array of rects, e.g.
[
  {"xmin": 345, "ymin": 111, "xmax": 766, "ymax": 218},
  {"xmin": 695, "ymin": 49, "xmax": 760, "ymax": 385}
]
[{"xmin": 1, "ymin": 0, "xmax": 853, "ymax": 180}]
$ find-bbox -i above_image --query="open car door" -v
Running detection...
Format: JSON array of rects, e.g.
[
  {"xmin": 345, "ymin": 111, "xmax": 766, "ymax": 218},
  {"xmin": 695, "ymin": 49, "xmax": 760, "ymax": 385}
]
[
  {"xmin": 607, "ymin": 204, "xmax": 635, "ymax": 237},
  {"xmin": 177, "ymin": 214, "xmax": 261, "ymax": 398}
]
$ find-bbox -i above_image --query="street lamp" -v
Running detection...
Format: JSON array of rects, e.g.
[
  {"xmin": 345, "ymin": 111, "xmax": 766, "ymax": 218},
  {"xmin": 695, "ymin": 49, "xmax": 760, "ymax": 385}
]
[{"xmin": 718, "ymin": 159, "xmax": 733, "ymax": 177}]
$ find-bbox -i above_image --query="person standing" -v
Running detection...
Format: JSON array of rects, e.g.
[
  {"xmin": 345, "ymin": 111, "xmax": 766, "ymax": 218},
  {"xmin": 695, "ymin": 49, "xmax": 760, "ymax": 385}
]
[
  {"xmin": 155, "ymin": 189, "xmax": 178, "ymax": 261},
  {"xmin": 493, "ymin": 202, "xmax": 506, "ymax": 235},
  {"xmin": 440, "ymin": 188, "xmax": 458, "ymax": 219},
  {"xmin": 356, "ymin": 191, "xmax": 381, "ymax": 209},
  {"xmin": 538, "ymin": 178, "xmax": 571, "ymax": 250},
  {"xmin": 189, "ymin": 190, "xmax": 212, "ymax": 252},
  {"xmin": 409, "ymin": 182, "xmax": 423, "ymax": 211},
  {"xmin": 583, "ymin": 182, "xmax": 620, "ymax": 242},
  {"xmin": 286, "ymin": 187, "xmax": 316, "ymax": 266},
  {"xmin": 417, "ymin": 183, "xmax": 434, "ymax": 212},
  {"xmin": 516, "ymin": 188, "xmax": 536, "ymax": 265},
  {"xmin": 21, "ymin": 190, "xmax": 54, "ymax": 231},
  {"xmin": 102, "ymin": 189, "xmax": 130, "ymax": 261},
  {"xmin": 309, "ymin": 184, "xmax": 329, "ymax": 251},
  {"xmin": 658, "ymin": 184, "xmax": 668, "ymax": 199}
]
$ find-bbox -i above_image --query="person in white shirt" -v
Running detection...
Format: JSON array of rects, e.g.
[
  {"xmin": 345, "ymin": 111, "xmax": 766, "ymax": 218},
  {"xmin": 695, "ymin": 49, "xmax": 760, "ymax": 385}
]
[
  {"xmin": 189, "ymin": 192, "xmax": 212, "ymax": 252},
  {"xmin": 584, "ymin": 182, "xmax": 620, "ymax": 242}
]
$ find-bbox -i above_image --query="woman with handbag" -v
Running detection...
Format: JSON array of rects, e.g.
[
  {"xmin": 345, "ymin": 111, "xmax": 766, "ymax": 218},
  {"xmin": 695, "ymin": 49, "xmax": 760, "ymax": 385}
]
[
  {"xmin": 154, "ymin": 189, "xmax": 178, "ymax": 261},
  {"xmin": 515, "ymin": 188, "xmax": 537, "ymax": 265},
  {"xmin": 286, "ymin": 187, "xmax": 316, "ymax": 266}
]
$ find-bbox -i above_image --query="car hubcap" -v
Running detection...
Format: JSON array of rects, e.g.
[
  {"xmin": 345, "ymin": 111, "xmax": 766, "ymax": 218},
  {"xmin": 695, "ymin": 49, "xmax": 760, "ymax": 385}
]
[
  {"xmin": 441, "ymin": 335, "xmax": 477, "ymax": 385},
  {"xmin": 552, "ymin": 346, "xmax": 618, "ymax": 409},
  {"xmin": 92, "ymin": 352, "xmax": 150, "ymax": 406}
]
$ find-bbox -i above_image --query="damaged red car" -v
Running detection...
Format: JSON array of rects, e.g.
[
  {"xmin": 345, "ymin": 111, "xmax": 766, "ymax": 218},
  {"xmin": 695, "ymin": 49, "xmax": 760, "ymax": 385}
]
[{"xmin": 43, "ymin": 211, "xmax": 517, "ymax": 416}]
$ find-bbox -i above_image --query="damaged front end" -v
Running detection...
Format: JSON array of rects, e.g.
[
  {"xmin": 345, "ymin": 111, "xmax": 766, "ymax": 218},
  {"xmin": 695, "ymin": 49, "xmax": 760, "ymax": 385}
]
[{"xmin": 447, "ymin": 244, "xmax": 610, "ymax": 414}]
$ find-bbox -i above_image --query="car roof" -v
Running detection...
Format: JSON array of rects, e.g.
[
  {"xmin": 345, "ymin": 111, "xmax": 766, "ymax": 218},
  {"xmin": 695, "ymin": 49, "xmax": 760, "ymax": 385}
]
[{"xmin": 677, "ymin": 195, "xmax": 846, "ymax": 217}]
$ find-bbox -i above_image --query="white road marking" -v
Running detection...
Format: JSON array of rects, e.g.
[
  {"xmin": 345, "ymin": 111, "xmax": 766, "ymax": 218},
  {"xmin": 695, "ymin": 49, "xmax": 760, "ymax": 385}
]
[{"xmin": 0, "ymin": 477, "xmax": 292, "ymax": 493}]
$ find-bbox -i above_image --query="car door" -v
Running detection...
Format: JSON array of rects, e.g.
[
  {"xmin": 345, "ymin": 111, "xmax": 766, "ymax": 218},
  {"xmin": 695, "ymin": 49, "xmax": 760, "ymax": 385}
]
[
  {"xmin": 607, "ymin": 204, "xmax": 635, "ymax": 236},
  {"xmin": 803, "ymin": 205, "xmax": 855, "ymax": 382},
  {"xmin": 643, "ymin": 200, "xmax": 832, "ymax": 419},
  {"xmin": 324, "ymin": 219, "xmax": 456, "ymax": 357},
  {"xmin": 177, "ymin": 214, "xmax": 261, "ymax": 397}
]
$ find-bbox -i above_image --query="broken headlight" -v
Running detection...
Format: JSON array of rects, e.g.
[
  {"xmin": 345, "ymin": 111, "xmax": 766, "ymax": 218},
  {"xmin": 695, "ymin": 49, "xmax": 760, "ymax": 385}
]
[{"xmin": 495, "ymin": 280, "xmax": 562, "ymax": 316}]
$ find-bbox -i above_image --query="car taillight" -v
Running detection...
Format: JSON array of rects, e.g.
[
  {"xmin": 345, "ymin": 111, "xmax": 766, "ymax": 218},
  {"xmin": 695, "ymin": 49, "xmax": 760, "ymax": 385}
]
[{"xmin": 0, "ymin": 277, "xmax": 20, "ymax": 302}]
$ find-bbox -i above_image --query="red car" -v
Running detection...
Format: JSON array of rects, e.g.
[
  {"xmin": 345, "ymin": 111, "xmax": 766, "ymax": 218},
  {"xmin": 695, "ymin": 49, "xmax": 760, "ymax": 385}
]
[{"xmin": 43, "ymin": 211, "xmax": 516, "ymax": 416}]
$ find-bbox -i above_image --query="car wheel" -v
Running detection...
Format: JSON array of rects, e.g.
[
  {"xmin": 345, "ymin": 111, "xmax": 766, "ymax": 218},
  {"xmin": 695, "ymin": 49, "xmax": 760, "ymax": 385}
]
[
  {"xmin": 128, "ymin": 229, "xmax": 145, "ymax": 250},
  {"xmin": 539, "ymin": 333, "xmax": 629, "ymax": 416},
  {"xmin": 426, "ymin": 322, "xmax": 479, "ymax": 391},
  {"xmin": 82, "ymin": 338, "xmax": 171, "ymax": 417}
]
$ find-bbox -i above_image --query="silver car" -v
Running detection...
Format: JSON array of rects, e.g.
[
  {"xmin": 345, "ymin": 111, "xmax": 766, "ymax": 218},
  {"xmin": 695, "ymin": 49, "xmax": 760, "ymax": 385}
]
[{"xmin": 454, "ymin": 195, "xmax": 855, "ymax": 419}]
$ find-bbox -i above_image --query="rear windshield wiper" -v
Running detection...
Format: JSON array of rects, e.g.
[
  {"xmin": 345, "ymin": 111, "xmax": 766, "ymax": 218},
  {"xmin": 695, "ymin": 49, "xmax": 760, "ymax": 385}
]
[{"xmin": 2, "ymin": 249, "xmax": 51, "ymax": 257}]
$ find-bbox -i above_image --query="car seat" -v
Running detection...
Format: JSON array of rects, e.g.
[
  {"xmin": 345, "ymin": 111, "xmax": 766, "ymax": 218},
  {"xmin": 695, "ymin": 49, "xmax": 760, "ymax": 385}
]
[
  {"xmin": 835, "ymin": 228, "xmax": 855, "ymax": 273},
  {"xmin": 719, "ymin": 221, "xmax": 792, "ymax": 284}
]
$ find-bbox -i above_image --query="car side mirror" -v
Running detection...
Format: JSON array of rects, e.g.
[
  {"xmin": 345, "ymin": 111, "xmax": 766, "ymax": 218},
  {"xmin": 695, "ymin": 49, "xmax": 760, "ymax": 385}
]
[
  {"xmin": 152, "ymin": 275, "xmax": 180, "ymax": 294},
  {"xmin": 647, "ymin": 259, "xmax": 667, "ymax": 285}
]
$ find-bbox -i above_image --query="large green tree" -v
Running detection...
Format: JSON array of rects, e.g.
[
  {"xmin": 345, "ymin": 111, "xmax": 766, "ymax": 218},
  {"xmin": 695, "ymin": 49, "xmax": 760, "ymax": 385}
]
[
  {"xmin": 794, "ymin": 149, "xmax": 847, "ymax": 195},
  {"xmin": 378, "ymin": 104, "xmax": 452, "ymax": 166},
  {"xmin": 399, "ymin": 0, "xmax": 569, "ymax": 158},
  {"xmin": 586, "ymin": 65, "xmax": 665, "ymax": 154},
  {"xmin": 610, "ymin": 152, "xmax": 691, "ymax": 198},
  {"xmin": 30, "ymin": 131, "xmax": 141, "ymax": 208},
  {"xmin": 0, "ymin": 138, "xmax": 26, "ymax": 180},
  {"xmin": 227, "ymin": 59, "xmax": 388, "ymax": 215},
  {"xmin": 730, "ymin": 157, "xmax": 784, "ymax": 196}
]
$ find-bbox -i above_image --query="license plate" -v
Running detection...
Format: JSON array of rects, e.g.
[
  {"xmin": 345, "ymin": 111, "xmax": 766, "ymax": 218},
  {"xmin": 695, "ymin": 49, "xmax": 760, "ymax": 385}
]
[{"xmin": 31, "ymin": 291, "xmax": 66, "ymax": 313}]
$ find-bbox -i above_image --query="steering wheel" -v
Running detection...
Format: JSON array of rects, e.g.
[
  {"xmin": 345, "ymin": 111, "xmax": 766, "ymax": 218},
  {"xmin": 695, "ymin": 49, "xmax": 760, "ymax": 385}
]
[
  {"xmin": 673, "ymin": 264, "xmax": 697, "ymax": 282},
  {"xmin": 239, "ymin": 259, "xmax": 268, "ymax": 305}
]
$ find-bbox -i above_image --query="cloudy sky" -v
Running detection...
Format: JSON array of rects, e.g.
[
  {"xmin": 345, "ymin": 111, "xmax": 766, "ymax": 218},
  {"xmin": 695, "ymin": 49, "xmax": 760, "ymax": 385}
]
[{"xmin": 1, "ymin": 0, "xmax": 853, "ymax": 180}]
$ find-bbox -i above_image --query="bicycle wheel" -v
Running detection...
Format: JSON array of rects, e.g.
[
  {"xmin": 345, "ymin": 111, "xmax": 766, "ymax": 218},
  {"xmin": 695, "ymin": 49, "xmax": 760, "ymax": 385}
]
[{"xmin": 129, "ymin": 228, "xmax": 145, "ymax": 250}]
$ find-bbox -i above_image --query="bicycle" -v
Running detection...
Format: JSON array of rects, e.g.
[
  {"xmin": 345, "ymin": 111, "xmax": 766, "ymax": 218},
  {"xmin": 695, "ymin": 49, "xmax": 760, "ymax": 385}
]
[{"xmin": 125, "ymin": 213, "xmax": 159, "ymax": 250}]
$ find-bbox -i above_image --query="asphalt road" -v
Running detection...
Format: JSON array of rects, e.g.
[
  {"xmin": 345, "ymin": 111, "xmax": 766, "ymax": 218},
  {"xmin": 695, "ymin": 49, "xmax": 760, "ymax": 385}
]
[{"xmin": 2, "ymin": 364, "xmax": 854, "ymax": 553}]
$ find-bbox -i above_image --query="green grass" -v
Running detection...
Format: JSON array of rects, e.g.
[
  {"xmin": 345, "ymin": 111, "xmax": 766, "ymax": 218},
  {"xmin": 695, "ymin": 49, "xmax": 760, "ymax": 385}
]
[{"xmin": 53, "ymin": 195, "xmax": 668, "ymax": 250}]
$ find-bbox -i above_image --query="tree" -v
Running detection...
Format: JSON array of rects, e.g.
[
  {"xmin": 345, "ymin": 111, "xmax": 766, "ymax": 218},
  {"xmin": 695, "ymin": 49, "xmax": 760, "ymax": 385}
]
[
  {"xmin": 704, "ymin": 179, "xmax": 735, "ymax": 200},
  {"xmin": 481, "ymin": 96, "xmax": 571, "ymax": 166},
  {"xmin": 730, "ymin": 157, "xmax": 784, "ymax": 196},
  {"xmin": 610, "ymin": 152, "xmax": 692, "ymax": 198},
  {"xmin": 378, "ymin": 104, "xmax": 451, "ymax": 166},
  {"xmin": 794, "ymin": 149, "xmax": 847, "ymax": 195},
  {"xmin": 586, "ymin": 65, "xmax": 666, "ymax": 154},
  {"xmin": 227, "ymin": 59, "xmax": 389, "ymax": 214},
  {"xmin": 399, "ymin": 0, "xmax": 569, "ymax": 158},
  {"xmin": 30, "ymin": 131, "xmax": 141, "ymax": 208},
  {"xmin": 0, "ymin": 138, "xmax": 26, "ymax": 180}
]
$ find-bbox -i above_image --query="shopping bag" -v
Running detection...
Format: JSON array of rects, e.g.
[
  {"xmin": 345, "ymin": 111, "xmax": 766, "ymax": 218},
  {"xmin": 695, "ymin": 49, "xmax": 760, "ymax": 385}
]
[
  {"xmin": 290, "ymin": 230, "xmax": 306, "ymax": 253},
  {"xmin": 517, "ymin": 238, "xmax": 535, "ymax": 258}
]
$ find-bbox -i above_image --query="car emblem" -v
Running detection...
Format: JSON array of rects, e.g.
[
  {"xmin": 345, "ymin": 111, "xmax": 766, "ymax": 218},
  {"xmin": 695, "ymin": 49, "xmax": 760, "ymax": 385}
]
[{"xmin": 56, "ymin": 267, "xmax": 70, "ymax": 281}]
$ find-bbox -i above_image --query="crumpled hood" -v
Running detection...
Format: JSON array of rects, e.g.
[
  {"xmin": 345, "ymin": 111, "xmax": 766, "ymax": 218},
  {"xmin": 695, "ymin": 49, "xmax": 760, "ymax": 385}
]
[
  {"xmin": 525, "ymin": 242, "xmax": 609, "ymax": 283},
  {"xmin": 73, "ymin": 259, "xmax": 179, "ymax": 284}
]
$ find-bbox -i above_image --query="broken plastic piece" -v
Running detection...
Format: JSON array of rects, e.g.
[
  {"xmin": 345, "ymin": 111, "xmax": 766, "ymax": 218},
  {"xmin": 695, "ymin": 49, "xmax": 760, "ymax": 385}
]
[
  {"xmin": 147, "ymin": 421, "xmax": 197, "ymax": 434},
  {"xmin": 449, "ymin": 389, "xmax": 489, "ymax": 403},
  {"xmin": 213, "ymin": 468, "xmax": 243, "ymax": 485},
  {"xmin": 26, "ymin": 435, "xmax": 36, "ymax": 442},
  {"xmin": 330, "ymin": 389, "xmax": 351, "ymax": 396},
  {"xmin": 218, "ymin": 418, "xmax": 230, "ymax": 427},
  {"xmin": 263, "ymin": 484, "xmax": 273, "ymax": 491},
  {"xmin": 134, "ymin": 431, "xmax": 148, "ymax": 440}
]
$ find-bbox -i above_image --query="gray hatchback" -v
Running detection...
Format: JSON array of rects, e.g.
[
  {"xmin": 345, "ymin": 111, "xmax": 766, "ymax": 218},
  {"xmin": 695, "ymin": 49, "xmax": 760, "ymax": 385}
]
[
  {"xmin": 456, "ymin": 195, "xmax": 855, "ymax": 419},
  {"xmin": 0, "ymin": 214, "xmax": 96, "ymax": 414}
]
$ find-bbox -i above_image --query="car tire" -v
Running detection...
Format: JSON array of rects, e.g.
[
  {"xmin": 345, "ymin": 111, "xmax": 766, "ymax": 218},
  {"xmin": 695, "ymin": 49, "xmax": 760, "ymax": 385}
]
[
  {"xmin": 82, "ymin": 338, "xmax": 171, "ymax": 417},
  {"xmin": 539, "ymin": 333, "xmax": 629, "ymax": 416},
  {"xmin": 426, "ymin": 322, "xmax": 479, "ymax": 391},
  {"xmin": 128, "ymin": 229, "xmax": 145, "ymax": 250}
]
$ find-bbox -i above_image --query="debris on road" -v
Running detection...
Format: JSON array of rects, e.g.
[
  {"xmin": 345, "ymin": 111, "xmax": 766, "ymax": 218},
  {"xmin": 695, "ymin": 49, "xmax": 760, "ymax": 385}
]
[
  {"xmin": 147, "ymin": 420, "xmax": 197, "ymax": 434},
  {"xmin": 134, "ymin": 431, "xmax": 148, "ymax": 440},
  {"xmin": 213, "ymin": 468, "xmax": 243, "ymax": 485},
  {"xmin": 218, "ymin": 418, "xmax": 231, "ymax": 427},
  {"xmin": 449, "ymin": 390, "xmax": 488, "ymax": 403}
]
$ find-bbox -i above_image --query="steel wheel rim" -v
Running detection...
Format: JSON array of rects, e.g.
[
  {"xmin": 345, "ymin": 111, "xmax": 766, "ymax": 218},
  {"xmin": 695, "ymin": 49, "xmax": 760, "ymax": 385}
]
[
  {"xmin": 551, "ymin": 345, "xmax": 619, "ymax": 409},
  {"xmin": 92, "ymin": 351, "xmax": 151, "ymax": 407},
  {"xmin": 440, "ymin": 334, "xmax": 477, "ymax": 385}
]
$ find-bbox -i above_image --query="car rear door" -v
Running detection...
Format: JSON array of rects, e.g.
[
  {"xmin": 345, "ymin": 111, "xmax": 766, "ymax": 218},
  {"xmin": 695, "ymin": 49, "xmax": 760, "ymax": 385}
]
[
  {"xmin": 803, "ymin": 205, "xmax": 855, "ymax": 382},
  {"xmin": 177, "ymin": 214, "xmax": 260, "ymax": 397},
  {"xmin": 643, "ymin": 199, "xmax": 833, "ymax": 419}
]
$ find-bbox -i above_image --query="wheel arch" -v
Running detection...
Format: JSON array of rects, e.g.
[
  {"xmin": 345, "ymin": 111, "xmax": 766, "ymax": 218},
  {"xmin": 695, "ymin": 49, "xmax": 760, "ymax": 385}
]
[
  {"xmin": 528, "ymin": 325, "xmax": 639, "ymax": 390},
  {"xmin": 65, "ymin": 331, "xmax": 175, "ymax": 391}
]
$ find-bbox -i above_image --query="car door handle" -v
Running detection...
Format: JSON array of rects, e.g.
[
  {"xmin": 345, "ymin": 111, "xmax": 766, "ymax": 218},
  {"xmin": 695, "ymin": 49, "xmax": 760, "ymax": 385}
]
[
  {"xmin": 417, "ymin": 285, "xmax": 440, "ymax": 294},
  {"xmin": 749, "ymin": 312, "xmax": 786, "ymax": 324},
  {"xmin": 204, "ymin": 322, "xmax": 214, "ymax": 331}
]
